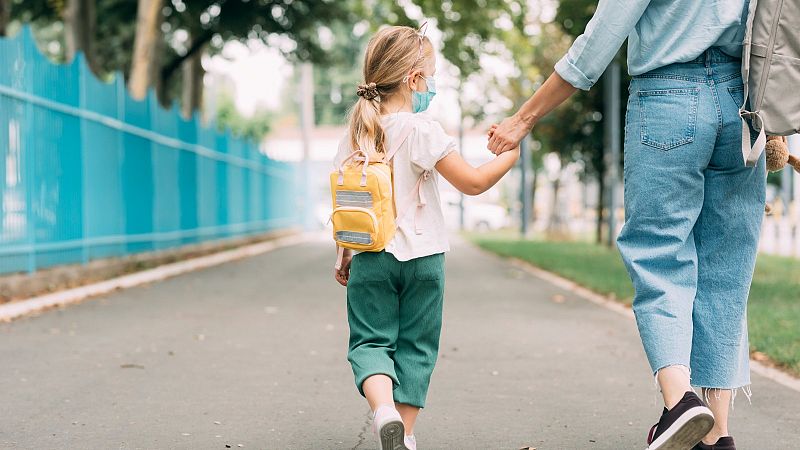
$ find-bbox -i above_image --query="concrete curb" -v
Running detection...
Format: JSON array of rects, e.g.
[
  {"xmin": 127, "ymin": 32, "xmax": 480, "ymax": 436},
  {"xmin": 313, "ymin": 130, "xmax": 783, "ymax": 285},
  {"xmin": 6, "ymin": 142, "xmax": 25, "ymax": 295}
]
[
  {"xmin": 473, "ymin": 246, "xmax": 800, "ymax": 394},
  {"xmin": 0, "ymin": 233, "xmax": 309, "ymax": 323}
]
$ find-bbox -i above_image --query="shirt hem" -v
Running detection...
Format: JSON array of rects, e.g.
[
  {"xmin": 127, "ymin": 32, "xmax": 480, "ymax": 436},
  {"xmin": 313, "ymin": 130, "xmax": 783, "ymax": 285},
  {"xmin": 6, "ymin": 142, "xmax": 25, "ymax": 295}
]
[{"xmin": 386, "ymin": 245, "xmax": 450, "ymax": 262}]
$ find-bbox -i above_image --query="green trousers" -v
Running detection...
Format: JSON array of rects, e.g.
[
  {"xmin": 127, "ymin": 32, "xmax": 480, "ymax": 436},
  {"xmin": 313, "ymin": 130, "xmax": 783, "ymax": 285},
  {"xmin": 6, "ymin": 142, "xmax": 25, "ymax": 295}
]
[{"xmin": 346, "ymin": 250, "xmax": 445, "ymax": 408}]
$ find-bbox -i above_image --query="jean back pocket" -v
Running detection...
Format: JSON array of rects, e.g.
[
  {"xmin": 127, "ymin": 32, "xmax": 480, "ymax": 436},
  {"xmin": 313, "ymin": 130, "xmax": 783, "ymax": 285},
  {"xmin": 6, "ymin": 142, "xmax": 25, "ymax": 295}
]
[
  {"xmin": 637, "ymin": 87, "xmax": 699, "ymax": 151},
  {"xmin": 727, "ymin": 85, "xmax": 745, "ymax": 109}
]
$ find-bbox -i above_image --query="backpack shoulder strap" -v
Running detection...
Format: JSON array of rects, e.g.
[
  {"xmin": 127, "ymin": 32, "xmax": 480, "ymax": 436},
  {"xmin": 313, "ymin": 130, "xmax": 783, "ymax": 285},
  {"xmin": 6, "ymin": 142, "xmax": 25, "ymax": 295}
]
[
  {"xmin": 740, "ymin": 0, "xmax": 766, "ymax": 167},
  {"xmin": 384, "ymin": 124, "xmax": 414, "ymax": 162}
]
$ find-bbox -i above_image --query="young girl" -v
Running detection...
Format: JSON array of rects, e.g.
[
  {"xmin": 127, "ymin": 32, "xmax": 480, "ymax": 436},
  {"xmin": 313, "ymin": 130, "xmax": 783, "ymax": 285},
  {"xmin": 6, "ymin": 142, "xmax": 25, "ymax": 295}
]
[{"xmin": 333, "ymin": 25, "xmax": 518, "ymax": 450}]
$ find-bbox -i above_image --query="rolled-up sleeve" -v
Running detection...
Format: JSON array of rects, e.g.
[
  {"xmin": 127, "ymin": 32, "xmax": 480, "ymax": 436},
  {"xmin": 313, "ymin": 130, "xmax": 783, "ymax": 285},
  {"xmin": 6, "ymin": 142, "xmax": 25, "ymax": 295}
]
[{"xmin": 555, "ymin": 0, "xmax": 651, "ymax": 90}]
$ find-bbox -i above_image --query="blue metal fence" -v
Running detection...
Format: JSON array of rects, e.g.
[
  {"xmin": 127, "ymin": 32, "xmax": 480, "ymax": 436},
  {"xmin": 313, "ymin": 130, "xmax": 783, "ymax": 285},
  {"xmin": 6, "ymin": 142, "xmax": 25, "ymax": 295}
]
[{"xmin": 0, "ymin": 28, "xmax": 298, "ymax": 274}]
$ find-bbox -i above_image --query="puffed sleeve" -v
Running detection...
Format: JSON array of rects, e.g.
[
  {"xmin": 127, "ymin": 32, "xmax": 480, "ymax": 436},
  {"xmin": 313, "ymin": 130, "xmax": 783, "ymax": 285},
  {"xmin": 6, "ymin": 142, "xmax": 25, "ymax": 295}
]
[
  {"xmin": 554, "ymin": 0, "xmax": 651, "ymax": 90},
  {"xmin": 408, "ymin": 118, "xmax": 457, "ymax": 171},
  {"xmin": 333, "ymin": 133, "xmax": 351, "ymax": 168}
]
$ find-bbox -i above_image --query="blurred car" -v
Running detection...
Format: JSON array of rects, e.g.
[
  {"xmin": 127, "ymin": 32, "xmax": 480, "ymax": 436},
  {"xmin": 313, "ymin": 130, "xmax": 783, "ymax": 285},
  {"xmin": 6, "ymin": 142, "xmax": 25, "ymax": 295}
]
[{"xmin": 441, "ymin": 191, "xmax": 510, "ymax": 231}]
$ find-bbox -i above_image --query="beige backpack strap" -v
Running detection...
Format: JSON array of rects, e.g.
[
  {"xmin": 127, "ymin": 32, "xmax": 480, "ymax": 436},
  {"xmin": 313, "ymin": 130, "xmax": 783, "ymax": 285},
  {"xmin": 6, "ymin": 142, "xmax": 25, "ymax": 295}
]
[
  {"xmin": 739, "ymin": 0, "xmax": 766, "ymax": 167},
  {"xmin": 384, "ymin": 124, "xmax": 414, "ymax": 162},
  {"xmin": 385, "ymin": 124, "xmax": 429, "ymax": 234},
  {"xmin": 334, "ymin": 246, "xmax": 345, "ymax": 270}
]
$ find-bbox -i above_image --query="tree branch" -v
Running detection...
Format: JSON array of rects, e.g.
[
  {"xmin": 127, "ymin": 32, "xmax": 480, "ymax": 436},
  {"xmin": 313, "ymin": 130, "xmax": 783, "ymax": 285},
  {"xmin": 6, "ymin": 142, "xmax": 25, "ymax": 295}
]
[
  {"xmin": 0, "ymin": 0, "xmax": 10, "ymax": 37},
  {"xmin": 160, "ymin": 29, "xmax": 214, "ymax": 83}
]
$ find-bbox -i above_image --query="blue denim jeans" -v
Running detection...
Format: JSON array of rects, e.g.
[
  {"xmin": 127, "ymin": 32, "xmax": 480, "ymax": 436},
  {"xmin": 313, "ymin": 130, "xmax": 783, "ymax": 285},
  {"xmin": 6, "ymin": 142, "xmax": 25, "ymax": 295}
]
[{"xmin": 617, "ymin": 48, "xmax": 766, "ymax": 389}]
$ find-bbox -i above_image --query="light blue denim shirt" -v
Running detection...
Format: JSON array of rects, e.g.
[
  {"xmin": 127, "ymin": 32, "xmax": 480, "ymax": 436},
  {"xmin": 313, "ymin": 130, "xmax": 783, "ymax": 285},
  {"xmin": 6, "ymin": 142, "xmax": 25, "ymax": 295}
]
[{"xmin": 555, "ymin": 0, "xmax": 749, "ymax": 90}]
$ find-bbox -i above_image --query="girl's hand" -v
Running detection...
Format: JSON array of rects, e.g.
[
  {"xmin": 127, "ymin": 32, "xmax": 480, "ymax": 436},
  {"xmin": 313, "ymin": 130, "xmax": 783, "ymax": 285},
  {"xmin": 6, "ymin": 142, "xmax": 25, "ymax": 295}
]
[{"xmin": 334, "ymin": 254, "xmax": 352, "ymax": 286}]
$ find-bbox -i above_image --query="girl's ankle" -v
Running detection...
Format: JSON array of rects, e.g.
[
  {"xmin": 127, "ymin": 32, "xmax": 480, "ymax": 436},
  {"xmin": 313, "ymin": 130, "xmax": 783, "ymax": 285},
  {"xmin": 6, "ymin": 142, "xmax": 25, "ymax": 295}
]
[{"xmin": 373, "ymin": 403, "xmax": 397, "ymax": 413}]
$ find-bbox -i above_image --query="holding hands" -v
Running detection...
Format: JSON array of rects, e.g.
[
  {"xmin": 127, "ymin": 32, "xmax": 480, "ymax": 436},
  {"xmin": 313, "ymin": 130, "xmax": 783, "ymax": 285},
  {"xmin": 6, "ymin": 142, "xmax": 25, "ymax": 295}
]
[{"xmin": 487, "ymin": 114, "xmax": 535, "ymax": 155}]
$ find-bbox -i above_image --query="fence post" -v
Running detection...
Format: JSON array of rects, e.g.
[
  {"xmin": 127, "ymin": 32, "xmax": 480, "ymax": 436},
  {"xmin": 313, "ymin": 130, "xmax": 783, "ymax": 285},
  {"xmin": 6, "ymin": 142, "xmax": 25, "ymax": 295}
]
[
  {"xmin": 24, "ymin": 88, "xmax": 35, "ymax": 274},
  {"xmin": 78, "ymin": 54, "xmax": 89, "ymax": 265}
]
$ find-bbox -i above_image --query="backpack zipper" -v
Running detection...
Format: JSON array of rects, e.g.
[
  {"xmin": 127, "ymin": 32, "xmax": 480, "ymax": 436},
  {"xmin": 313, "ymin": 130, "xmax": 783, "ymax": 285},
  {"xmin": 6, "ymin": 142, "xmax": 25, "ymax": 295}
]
[{"xmin": 332, "ymin": 206, "xmax": 379, "ymax": 230}]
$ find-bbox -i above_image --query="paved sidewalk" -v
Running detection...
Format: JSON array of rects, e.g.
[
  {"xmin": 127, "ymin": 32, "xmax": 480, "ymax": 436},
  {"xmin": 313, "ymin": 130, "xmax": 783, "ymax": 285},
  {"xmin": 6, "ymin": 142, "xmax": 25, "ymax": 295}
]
[{"xmin": 1, "ymin": 238, "xmax": 798, "ymax": 449}]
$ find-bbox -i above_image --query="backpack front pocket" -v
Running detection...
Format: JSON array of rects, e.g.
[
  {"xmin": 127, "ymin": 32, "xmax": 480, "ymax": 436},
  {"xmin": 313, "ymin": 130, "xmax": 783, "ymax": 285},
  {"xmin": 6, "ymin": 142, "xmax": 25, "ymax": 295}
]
[{"xmin": 331, "ymin": 206, "xmax": 379, "ymax": 250}]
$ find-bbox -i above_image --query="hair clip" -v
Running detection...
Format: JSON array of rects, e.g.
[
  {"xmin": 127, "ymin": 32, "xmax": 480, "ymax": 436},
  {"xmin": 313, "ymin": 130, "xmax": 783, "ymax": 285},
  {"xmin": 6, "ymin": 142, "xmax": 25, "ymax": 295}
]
[{"xmin": 417, "ymin": 21, "xmax": 428, "ymax": 39}]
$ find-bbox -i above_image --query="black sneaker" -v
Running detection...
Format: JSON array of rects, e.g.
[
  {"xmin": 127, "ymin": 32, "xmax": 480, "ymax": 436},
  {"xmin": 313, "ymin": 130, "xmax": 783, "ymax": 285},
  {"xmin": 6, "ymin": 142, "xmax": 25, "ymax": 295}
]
[
  {"xmin": 646, "ymin": 391, "xmax": 715, "ymax": 450},
  {"xmin": 692, "ymin": 436, "xmax": 736, "ymax": 450}
]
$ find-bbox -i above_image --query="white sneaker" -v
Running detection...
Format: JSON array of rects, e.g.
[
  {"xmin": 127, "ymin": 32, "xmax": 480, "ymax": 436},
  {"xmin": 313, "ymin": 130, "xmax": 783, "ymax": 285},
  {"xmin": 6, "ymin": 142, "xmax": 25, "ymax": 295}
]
[
  {"xmin": 404, "ymin": 434, "xmax": 417, "ymax": 450},
  {"xmin": 372, "ymin": 405, "xmax": 407, "ymax": 450}
]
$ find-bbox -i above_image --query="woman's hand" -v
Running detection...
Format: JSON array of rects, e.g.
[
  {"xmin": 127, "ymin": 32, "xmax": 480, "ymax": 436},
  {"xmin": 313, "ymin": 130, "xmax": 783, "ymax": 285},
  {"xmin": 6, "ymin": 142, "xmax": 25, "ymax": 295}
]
[
  {"xmin": 334, "ymin": 254, "xmax": 352, "ymax": 286},
  {"xmin": 487, "ymin": 114, "xmax": 535, "ymax": 155}
]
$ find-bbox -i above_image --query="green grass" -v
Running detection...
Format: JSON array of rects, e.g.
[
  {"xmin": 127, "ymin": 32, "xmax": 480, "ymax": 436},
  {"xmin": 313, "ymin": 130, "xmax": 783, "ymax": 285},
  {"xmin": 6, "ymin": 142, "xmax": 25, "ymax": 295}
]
[{"xmin": 469, "ymin": 232, "xmax": 800, "ymax": 376}]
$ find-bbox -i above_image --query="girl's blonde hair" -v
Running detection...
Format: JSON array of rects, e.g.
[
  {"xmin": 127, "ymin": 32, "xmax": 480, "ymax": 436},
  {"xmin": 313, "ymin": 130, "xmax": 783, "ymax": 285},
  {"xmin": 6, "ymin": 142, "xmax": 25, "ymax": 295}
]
[{"xmin": 348, "ymin": 25, "xmax": 432, "ymax": 160}]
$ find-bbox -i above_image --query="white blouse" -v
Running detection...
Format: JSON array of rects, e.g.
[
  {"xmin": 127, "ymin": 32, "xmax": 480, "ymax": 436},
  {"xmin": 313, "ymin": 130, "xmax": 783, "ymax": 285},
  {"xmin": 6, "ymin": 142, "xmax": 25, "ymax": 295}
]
[{"xmin": 334, "ymin": 112, "xmax": 456, "ymax": 261}]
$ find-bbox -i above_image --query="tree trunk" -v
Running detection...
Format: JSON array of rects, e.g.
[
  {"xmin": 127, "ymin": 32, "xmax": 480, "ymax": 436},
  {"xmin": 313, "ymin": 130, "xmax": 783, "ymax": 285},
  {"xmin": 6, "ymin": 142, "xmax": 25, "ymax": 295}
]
[
  {"xmin": 152, "ymin": 32, "xmax": 170, "ymax": 106},
  {"xmin": 65, "ymin": 0, "xmax": 99, "ymax": 74},
  {"xmin": 181, "ymin": 46, "xmax": 204, "ymax": 119},
  {"xmin": 547, "ymin": 175, "xmax": 561, "ymax": 235},
  {"xmin": 129, "ymin": 0, "xmax": 163, "ymax": 100},
  {"xmin": 595, "ymin": 173, "xmax": 605, "ymax": 244},
  {"xmin": 530, "ymin": 165, "xmax": 538, "ymax": 224},
  {"xmin": 0, "ymin": 0, "xmax": 10, "ymax": 37},
  {"xmin": 162, "ymin": 29, "xmax": 213, "ymax": 85}
]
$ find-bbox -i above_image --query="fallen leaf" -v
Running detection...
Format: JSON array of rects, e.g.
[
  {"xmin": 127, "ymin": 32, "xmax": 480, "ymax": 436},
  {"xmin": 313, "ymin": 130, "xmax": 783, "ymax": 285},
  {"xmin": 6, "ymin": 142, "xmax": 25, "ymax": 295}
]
[{"xmin": 120, "ymin": 364, "xmax": 145, "ymax": 369}]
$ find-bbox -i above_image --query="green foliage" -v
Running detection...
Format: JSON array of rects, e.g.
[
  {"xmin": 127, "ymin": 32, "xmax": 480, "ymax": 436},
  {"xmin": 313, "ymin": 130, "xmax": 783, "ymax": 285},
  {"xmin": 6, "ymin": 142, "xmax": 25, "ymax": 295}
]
[
  {"xmin": 767, "ymin": 170, "xmax": 783, "ymax": 187},
  {"xmin": 549, "ymin": 0, "xmax": 623, "ymax": 179},
  {"xmin": 10, "ymin": 1, "xmax": 362, "ymax": 95},
  {"xmin": 499, "ymin": 19, "xmax": 606, "ymax": 173},
  {"xmin": 11, "ymin": 0, "xmax": 136, "ymax": 74},
  {"xmin": 749, "ymin": 254, "xmax": 800, "ymax": 374},
  {"xmin": 312, "ymin": 22, "xmax": 367, "ymax": 126},
  {"xmin": 310, "ymin": 0, "xmax": 529, "ymax": 126},
  {"xmin": 413, "ymin": 0, "xmax": 526, "ymax": 78},
  {"xmin": 554, "ymin": 0, "xmax": 596, "ymax": 39},
  {"xmin": 470, "ymin": 232, "xmax": 800, "ymax": 375},
  {"xmin": 160, "ymin": 0, "xmax": 358, "ymax": 78},
  {"xmin": 215, "ymin": 92, "xmax": 271, "ymax": 142}
]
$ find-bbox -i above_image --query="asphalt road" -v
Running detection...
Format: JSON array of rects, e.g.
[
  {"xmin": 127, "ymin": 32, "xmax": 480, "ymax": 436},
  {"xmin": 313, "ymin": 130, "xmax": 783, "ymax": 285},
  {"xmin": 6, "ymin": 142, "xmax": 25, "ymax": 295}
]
[{"xmin": 1, "ymin": 237, "xmax": 798, "ymax": 449}]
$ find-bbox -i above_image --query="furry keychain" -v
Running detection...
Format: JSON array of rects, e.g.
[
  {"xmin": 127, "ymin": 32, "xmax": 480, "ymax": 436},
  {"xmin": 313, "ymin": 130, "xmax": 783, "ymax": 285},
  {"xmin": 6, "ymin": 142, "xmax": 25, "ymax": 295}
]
[
  {"xmin": 765, "ymin": 135, "xmax": 800, "ymax": 173},
  {"xmin": 763, "ymin": 135, "xmax": 798, "ymax": 215}
]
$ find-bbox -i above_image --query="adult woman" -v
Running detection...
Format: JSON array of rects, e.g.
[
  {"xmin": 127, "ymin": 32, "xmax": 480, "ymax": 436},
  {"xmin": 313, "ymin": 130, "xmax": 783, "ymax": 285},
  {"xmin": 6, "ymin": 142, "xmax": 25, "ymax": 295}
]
[{"xmin": 488, "ymin": 1, "xmax": 764, "ymax": 449}]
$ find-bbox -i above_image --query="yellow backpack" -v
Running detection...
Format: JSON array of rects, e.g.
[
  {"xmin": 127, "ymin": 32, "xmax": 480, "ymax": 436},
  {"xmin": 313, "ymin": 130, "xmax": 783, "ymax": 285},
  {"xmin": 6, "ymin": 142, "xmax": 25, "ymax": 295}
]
[{"xmin": 331, "ymin": 126, "xmax": 415, "ymax": 269}]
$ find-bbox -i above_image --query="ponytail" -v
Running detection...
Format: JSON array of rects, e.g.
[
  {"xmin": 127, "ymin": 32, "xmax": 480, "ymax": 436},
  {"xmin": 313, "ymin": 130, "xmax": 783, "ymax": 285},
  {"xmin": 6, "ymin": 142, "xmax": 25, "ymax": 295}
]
[
  {"xmin": 349, "ymin": 83, "xmax": 386, "ymax": 160},
  {"xmin": 345, "ymin": 26, "xmax": 432, "ymax": 161}
]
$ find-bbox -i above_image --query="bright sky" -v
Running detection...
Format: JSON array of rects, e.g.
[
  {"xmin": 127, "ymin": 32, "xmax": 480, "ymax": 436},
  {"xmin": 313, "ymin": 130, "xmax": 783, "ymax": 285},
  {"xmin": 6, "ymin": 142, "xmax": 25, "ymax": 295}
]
[{"xmin": 204, "ymin": 40, "xmax": 291, "ymax": 115}]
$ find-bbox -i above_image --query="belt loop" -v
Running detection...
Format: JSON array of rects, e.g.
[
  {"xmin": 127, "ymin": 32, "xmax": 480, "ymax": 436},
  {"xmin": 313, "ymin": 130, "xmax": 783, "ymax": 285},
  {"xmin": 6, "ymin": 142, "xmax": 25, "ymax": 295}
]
[{"xmin": 704, "ymin": 48, "xmax": 713, "ymax": 76}]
